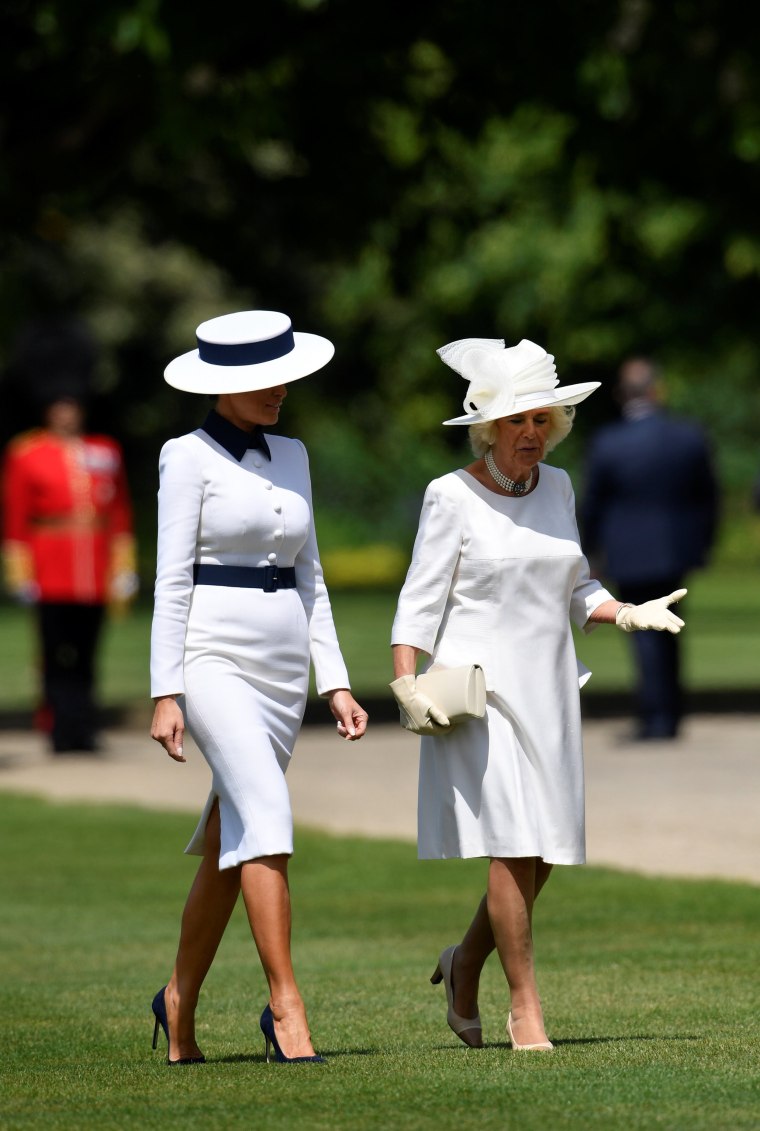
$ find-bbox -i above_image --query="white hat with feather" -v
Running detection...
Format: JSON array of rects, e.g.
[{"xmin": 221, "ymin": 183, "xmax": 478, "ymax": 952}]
[{"xmin": 438, "ymin": 337, "xmax": 599, "ymax": 425}]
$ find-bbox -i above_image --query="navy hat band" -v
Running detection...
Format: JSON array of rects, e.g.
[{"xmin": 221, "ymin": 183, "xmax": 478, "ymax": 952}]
[{"xmin": 197, "ymin": 327, "xmax": 295, "ymax": 367}]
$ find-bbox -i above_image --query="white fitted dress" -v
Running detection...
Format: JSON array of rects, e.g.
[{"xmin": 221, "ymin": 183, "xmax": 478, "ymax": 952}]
[
  {"xmin": 391, "ymin": 465, "xmax": 613, "ymax": 864},
  {"xmin": 150, "ymin": 417, "xmax": 349, "ymax": 869}
]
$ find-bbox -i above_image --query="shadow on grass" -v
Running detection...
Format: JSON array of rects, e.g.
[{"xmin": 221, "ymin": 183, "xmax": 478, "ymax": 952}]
[
  {"xmin": 215, "ymin": 1047, "xmax": 378, "ymax": 1064},
  {"xmin": 554, "ymin": 1034, "xmax": 701, "ymax": 1047},
  {"xmin": 475, "ymin": 1034, "xmax": 701, "ymax": 1051}
]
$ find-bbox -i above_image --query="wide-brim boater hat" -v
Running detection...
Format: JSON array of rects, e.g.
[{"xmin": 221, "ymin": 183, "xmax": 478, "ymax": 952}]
[
  {"xmin": 164, "ymin": 310, "xmax": 335, "ymax": 394},
  {"xmin": 438, "ymin": 337, "xmax": 600, "ymax": 425}
]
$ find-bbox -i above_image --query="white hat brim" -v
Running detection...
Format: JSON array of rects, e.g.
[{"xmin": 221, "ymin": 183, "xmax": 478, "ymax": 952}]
[
  {"xmin": 164, "ymin": 332, "xmax": 335, "ymax": 393},
  {"xmin": 443, "ymin": 381, "xmax": 601, "ymax": 425}
]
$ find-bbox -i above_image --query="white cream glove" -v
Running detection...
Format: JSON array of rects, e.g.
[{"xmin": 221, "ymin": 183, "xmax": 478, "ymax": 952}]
[
  {"xmin": 389, "ymin": 674, "xmax": 451, "ymax": 735},
  {"xmin": 615, "ymin": 588, "xmax": 688, "ymax": 634}
]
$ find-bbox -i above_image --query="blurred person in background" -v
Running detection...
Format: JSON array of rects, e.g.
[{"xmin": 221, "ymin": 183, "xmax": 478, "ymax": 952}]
[
  {"xmin": 1, "ymin": 319, "xmax": 137, "ymax": 753},
  {"xmin": 582, "ymin": 356, "xmax": 718, "ymax": 741}
]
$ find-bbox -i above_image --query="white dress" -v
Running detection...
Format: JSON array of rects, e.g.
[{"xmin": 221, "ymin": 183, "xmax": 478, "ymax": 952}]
[
  {"xmin": 150, "ymin": 417, "xmax": 349, "ymax": 869},
  {"xmin": 391, "ymin": 465, "xmax": 613, "ymax": 864}
]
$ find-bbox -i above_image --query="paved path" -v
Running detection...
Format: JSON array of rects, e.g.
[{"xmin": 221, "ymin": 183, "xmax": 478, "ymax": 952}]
[{"xmin": 0, "ymin": 714, "xmax": 757, "ymax": 885}]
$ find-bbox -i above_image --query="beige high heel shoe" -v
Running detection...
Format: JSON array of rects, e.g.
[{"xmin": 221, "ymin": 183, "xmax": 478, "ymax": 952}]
[
  {"xmin": 507, "ymin": 1011, "xmax": 554, "ymax": 1051},
  {"xmin": 430, "ymin": 945, "xmax": 482, "ymax": 1048}
]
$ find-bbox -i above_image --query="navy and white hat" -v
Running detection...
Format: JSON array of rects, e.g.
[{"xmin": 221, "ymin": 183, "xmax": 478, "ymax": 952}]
[
  {"xmin": 439, "ymin": 337, "xmax": 600, "ymax": 425},
  {"xmin": 164, "ymin": 310, "xmax": 335, "ymax": 393}
]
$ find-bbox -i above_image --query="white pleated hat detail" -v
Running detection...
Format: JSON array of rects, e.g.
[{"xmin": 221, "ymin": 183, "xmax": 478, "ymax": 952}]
[
  {"xmin": 438, "ymin": 337, "xmax": 600, "ymax": 425},
  {"xmin": 164, "ymin": 310, "xmax": 335, "ymax": 394}
]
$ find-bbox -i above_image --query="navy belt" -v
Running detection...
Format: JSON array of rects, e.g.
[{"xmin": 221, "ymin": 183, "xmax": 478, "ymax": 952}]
[{"xmin": 193, "ymin": 564, "xmax": 297, "ymax": 593}]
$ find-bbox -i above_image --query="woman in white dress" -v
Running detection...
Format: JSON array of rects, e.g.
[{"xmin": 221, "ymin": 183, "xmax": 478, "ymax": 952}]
[
  {"xmin": 149, "ymin": 311, "xmax": 367, "ymax": 1065},
  {"xmin": 391, "ymin": 337, "xmax": 686, "ymax": 1051}
]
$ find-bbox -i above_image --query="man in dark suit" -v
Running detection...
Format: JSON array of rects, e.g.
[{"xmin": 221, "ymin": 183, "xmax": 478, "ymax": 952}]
[{"xmin": 582, "ymin": 357, "xmax": 719, "ymax": 740}]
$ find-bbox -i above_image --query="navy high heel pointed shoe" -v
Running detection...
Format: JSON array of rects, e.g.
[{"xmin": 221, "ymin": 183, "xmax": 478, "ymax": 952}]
[
  {"xmin": 151, "ymin": 986, "xmax": 206, "ymax": 1066},
  {"xmin": 259, "ymin": 1004, "xmax": 325, "ymax": 1064}
]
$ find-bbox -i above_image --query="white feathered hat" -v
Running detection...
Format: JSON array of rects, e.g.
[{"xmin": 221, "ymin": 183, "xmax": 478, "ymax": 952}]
[
  {"xmin": 439, "ymin": 337, "xmax": 599, "ymax": 425},
  {"xmin": 164, "ymin": 310, "xmax": 334, "ymax": 394}
]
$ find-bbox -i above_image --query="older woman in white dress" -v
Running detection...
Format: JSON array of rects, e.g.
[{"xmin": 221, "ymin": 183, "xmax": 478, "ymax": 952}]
[
  {"xmin": 149, "ymin": 311, "xmax": 367, "ymax": 1065},
  {"xmin": 391, "ymin": 338, "xmax": 686, "ymax": 1051}
]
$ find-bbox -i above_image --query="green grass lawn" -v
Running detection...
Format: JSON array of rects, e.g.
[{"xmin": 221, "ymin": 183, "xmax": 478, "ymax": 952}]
[
  {"xmin": 0, "ymin": 565, "xmax": 757, "ymax": 713},
  {"xmin": 0, "ymin": 794, "xmax": 758, "ymax": 1130}
]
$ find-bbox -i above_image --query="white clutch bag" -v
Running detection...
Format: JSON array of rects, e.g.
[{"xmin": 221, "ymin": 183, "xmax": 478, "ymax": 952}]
[{"xmin": 416, "ymin": 664, "xmax": 487, "ymax": 728}]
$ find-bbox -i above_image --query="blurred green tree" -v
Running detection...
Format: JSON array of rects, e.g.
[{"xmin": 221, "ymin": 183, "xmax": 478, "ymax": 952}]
[{"xmin": 1, "ymin": 0, "xmax": 759, "ymax": 564}]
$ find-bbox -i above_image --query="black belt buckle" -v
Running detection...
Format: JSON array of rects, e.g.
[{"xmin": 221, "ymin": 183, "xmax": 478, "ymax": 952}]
[{"xmin": 263, "ymin": 564, "xmax": 278, "ymax": 592}]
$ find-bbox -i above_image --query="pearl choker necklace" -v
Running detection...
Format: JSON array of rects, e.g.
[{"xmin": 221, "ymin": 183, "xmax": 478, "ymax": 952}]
[{"xmin": 484, "ymin": 449, "xmax": 533, "ymax": 495}]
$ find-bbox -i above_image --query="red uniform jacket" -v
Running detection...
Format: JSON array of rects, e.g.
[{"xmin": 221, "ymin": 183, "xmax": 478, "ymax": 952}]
[{"xmin": 2, "ymin": 429, "xmax": 135, "ymax": 604}]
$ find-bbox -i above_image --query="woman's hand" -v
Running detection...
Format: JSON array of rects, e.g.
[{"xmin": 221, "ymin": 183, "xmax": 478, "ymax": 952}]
[
  {"xmin": 150, "ymin": 695, "xmax": 187, "ymax": 762},
  {"xmin": 616, "ymin": 589, "xmax": 687, "ymax": 633},
  {"xmin": 587, "ymin": 592, "xmax": 687, "ymax": 633},
  {"xmin": 389, "ymin": 643, "xmax": 450, "ymax": 735},
  {"xmin": 327, "ymin": 689, "xmax": 368, "ymax": 741},
  {"xmin": 389, "ymin": 674, "xmax": 451, "ymax": 734}
]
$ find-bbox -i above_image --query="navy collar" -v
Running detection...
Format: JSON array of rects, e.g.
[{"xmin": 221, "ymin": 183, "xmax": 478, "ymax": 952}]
[{"xmin": 200, "ymin": 410, "xmax": 271, "ymax": 462}]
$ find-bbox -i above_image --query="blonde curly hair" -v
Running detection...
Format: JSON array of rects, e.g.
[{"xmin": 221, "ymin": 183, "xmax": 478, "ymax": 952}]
[{"xmin": 468, "ymin": 405, "xmax": 575, "ymax": 458}]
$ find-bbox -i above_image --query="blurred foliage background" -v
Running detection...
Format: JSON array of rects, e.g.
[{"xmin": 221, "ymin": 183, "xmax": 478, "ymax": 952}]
[{"xmin": 2, "ymin": 0, "xmax": 760, "ymax": 589}]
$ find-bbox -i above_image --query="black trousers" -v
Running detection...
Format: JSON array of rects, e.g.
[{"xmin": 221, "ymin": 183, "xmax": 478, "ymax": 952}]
[
  {"xmin": 38, "ymin": 602, "xmax": 105, "ymax": 752},
  {"xmin": 617, "ymin": 577, "xmax": 684, "ymax": 739}
]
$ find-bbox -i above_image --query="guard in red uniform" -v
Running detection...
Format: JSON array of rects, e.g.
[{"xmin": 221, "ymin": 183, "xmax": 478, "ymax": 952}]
[{"xmin": 2, "ymin": 392, "xmax": 137, "ymax": 752}]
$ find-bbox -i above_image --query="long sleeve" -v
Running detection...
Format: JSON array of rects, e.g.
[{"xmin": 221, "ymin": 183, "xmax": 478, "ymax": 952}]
[
  {"xmin": 105, "ymin": 442, "xmax": 137, "ymax": 606},
  {"xmin": 291, "ymin": 440, "xmax": 350, "ymax": 695},
  {"xmin": 2, "ymin": 442, "xmax": 33, "ymax": 544},
  {"xmin": 694, "ymin": 432, "xmax": 719, "ymax": 561},
  {"xmin": 1, "ymin": 442, "xmax": 36, "ymax": 596},
  {"xmin": 563, "ymin": 472, "xmax": 615, "ymax": 632},
  {"xmin": 106, "ymin": 443, "xmax": 135, "ymax": 538},
  {"xmin": 579, "ymin": 438, "xmax": 609, "ymax": 561},
  {"xmin": 150, "ymin": 439, "xmax": 204, "ymax": 697},
  {"xmin": 391, "ymin": 481, "xmax": 463, "ymax": 653}
]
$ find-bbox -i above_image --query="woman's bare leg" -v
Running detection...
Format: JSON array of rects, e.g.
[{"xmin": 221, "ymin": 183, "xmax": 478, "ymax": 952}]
[
  {"xmin": 452, "ymin": 858, "xmax": 551, "ymax": 1026},
  {"xmin": 240, "ymin": 854, "xmax": 315, "ymax": 1058},
  {"xmin": 488, "ymin": 856, "xmax": 553, "ymax": 1046},
  {"xmin": 449, "ymin": 896, "xmax": 493, "ymax": 1021},
  {"xmin": 163, "ymin": 800, "xmax": 241, "ymax": 1061}
]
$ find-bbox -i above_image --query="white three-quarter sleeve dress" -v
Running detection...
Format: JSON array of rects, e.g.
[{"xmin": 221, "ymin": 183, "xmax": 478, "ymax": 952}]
[
  {"xmin": 150, "ymin": 419, "xmax": 349, "ymax": 869},
  {"xmin": 391, "ymin": 465, "xmax": 614, "ymax": 864}
]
